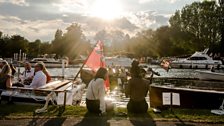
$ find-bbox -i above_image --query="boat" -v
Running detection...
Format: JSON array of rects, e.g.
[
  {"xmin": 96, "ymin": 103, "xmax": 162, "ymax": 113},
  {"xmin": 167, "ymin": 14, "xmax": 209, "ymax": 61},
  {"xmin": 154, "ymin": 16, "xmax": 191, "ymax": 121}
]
[
  {"xmin": 170, "ymin": 49, "xmax": 222, "ymax": 69},
  {"xmin": 196, "ymin": 70, "xmax": 224, "ymax": 81},
  {"xmin": 150, "ymin": 79, "xmax": 224, "ymax": 109},
  {"xmin": 1, "ymin": 80, "xmax": 86, "ymax": 105},
  {"xmin": 105, "ymin": 55, "xmax": 133, "ymax": 68},
  {"xmin": 29, "ymin": 58, "xmax": 69, "ymax": 68}
]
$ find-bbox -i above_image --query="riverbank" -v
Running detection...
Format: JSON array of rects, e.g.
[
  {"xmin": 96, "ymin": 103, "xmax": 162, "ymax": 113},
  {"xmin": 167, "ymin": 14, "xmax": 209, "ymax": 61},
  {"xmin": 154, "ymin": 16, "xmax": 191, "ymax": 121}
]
[{"xmin": 0, "ymin": 104, "xmax": 223, "ymax": 124}]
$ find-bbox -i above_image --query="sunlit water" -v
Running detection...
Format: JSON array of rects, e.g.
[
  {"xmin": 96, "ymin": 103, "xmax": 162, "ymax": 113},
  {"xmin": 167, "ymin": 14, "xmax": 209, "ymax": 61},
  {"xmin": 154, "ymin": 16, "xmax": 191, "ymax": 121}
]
[{"xmin": 16, "ymin": 65, "xmax": 200, "ymax": 79}]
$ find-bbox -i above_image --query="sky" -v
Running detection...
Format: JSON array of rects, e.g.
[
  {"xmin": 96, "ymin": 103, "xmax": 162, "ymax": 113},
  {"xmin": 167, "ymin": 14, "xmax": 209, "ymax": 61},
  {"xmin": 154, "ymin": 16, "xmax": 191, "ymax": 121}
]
[{"xmin": 0, "ymin": 0, "xmax": 201, "ymax": 42}]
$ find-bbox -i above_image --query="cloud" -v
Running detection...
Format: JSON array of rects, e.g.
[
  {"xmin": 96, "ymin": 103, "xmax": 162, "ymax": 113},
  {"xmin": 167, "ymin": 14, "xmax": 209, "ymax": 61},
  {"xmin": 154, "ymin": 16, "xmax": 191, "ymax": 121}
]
[
  {"xmin": 126, "ymin": 11, "xmax": 169, "ymax": 30},
  {"xmin": 0, "ymin": 13, "xmax": 140, "ymax": 41},
  {"xmin": 139, "ymin": 0, "xmax": 154, "ymax": 4},
  {"xmin": 52, "ymin": 0, "xmax": 89, "ymax": 14},
  {"xmin": 0, "ymin": 0, "xmax": 29, "ymax": 6},
  {"xmin": 70, "ymin": 16, "xmax": 139, "ymax": 40},
  {"xmin": 0, "ymin": 0, "xmax": 197, "ymax": 41},
  {"xmin": 0, "ymin": 15, "xmax": 69, "ymax": 41},
  {"xmin": 0, "ymin": 10, "xmax": 170, "ymax": 41},
  {"xmin": 168, "ymin": 0, "xmax": 179, "ymax": 4},
  {"xmin": 139, "ymin": 0, "xmax": 180, "ymax": 4}
]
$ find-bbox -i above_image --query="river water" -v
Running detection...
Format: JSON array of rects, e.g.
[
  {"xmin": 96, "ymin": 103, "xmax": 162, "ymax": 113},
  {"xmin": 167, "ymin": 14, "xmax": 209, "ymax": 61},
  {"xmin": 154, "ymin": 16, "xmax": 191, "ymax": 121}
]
[
  {"xmin": 17, "ymin": 65, "xmax": 199, "ymax": 79},
  {"xmin": 46, "ymin": 65, "xmax": 200, "ymax": 79}
]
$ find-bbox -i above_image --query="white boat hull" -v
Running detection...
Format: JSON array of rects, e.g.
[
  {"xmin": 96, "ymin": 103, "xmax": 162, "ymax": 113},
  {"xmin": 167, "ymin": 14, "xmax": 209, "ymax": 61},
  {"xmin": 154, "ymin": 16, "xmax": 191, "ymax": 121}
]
[
  {"xmin": 30, "ymin": 62, "xmax": 65, "ymax": 68},
  {"xmin": 197, "ymin": 70, "xmax": 224, "ymax": 81}
]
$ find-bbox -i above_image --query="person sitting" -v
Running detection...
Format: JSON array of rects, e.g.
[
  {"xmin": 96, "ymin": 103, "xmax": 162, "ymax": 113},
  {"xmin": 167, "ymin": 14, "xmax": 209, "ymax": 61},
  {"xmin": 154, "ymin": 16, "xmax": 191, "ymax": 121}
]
[
  {"xmin": 40, "ymin": 62, "xmax": 51, "ymax": 83},
  {"xmin": 130, "ymin": 60, "xmax": 140, "ymax": 78},
  {"xmin": 0, "ymin": 60, "xmax": 12, "ymax": 89},
  {"xmin": 19, "ymin": 62, "xmax": 34, "ymax": 85},
  {"xmin": 26, "ymin": 63, "xmax": 46, "ymax": 89},
  {"xmin": 9, "ymin": 64, "xmax": 16, "ymax": 76},
  {"xmin": 126, "ymin": 61, "xmax": 150, "ymax": 114},
  {"xmin": 86, "ymin": 67, "xmax": 108, "ymax": 115}
]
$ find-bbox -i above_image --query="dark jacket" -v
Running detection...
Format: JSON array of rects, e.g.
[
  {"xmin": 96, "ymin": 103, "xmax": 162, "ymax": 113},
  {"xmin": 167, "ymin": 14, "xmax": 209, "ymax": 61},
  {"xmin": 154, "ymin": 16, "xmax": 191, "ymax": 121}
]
[{"xmin": 0, "ymin": 75, "xmax": 10, "ymax": 89}]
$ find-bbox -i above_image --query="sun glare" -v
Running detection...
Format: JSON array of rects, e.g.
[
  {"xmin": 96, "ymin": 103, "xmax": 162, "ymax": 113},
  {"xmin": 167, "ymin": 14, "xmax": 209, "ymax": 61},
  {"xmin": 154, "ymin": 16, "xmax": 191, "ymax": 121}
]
[{"xmin": 90, "ymin": 0, "xmax": 123, "ymax": 20}]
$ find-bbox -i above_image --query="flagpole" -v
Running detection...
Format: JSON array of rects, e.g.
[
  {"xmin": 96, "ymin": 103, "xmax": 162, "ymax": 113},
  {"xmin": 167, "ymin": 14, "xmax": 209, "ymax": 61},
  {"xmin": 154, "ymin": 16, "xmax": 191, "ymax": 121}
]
[{"xmin": 73, "ymin": 42, "xmax": 99, "ymax": 81}]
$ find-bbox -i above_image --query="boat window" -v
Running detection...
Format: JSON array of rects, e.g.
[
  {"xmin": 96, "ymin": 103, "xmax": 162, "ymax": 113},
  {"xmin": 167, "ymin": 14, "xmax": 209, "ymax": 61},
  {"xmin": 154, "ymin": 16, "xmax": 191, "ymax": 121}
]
[
  {"xmin": 188, "ymin": 57, "xmax": 207, "ymax": 60},
  {"xmin": 34, "ymin": 59, "xmax": 48, "ymax": 62}
]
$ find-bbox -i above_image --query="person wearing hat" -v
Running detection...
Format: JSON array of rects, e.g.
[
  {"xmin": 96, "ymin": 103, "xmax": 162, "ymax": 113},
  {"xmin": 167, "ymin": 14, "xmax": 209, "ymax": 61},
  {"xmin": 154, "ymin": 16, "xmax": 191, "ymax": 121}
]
[
  {"xmin": 0, "ymin": 60, "xmax": 12, "ymax": 89},
  {"xmin": 25, "ymin": 62, "xmax": 46, "ymax": 89}
]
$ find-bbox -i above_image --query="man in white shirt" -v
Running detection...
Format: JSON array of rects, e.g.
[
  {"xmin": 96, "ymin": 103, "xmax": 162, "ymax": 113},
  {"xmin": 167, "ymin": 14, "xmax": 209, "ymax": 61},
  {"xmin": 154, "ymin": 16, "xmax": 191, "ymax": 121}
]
[
  {"xmin": 19, "ymin": 62, "xmax": 34, "ymax": 85},
  {"xmin": 26, "ymin": 63, "xmax": 46, "ymax": 89}
]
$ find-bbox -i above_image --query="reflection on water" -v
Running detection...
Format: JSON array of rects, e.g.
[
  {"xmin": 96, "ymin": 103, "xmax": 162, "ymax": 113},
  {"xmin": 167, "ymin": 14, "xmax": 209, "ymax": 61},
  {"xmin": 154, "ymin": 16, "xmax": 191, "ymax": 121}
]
[
  {"xmin": 15, "ymin": 65, "xmax": 199, "ymax": 79},
  {"xmin": 16, "ymin": 67, "xmax": 80, "ymax": 79},
  {"xmin": 48, "ymin": 68, "xmax": 80, "ymax": 78},
  {"xmin": 150, "ymin": 65, "xmax": 199, "ymax": 78}
]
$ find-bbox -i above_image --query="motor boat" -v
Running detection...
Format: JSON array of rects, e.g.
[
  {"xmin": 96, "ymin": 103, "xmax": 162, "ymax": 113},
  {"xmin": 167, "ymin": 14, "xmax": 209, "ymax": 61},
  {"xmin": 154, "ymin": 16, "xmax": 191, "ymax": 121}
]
[
  {"xmin": 171, "ymin": 49, "xmax": 222, "ymax": 69},
  {"xmin": 29, "ymin": 58, "xmax": 69, "ymax": 68},
  {"xmin": 105, "ymin": 55, "xmax": 133, "ymax": 68},
  {"xmin": 196, "ymin": 70, "xmax": 224, "ymax": 81},
  {"xmin": 150, "ymin": 79, "xmax": 224, "ymax": 109}
]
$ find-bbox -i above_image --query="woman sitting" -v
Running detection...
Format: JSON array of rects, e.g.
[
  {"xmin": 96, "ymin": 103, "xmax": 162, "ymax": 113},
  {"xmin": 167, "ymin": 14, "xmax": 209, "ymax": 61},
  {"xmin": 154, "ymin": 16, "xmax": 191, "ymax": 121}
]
[
  {"xmin": 0, "ymin": 60, "xmax": 12, "ymax": 89},
  {"xmin": 86, "ymin": 67, "xmax": 108, "ymax": 115},
  {"xmin": 126, "ymin": 61, "xmax": 150, "ymax": 114}
]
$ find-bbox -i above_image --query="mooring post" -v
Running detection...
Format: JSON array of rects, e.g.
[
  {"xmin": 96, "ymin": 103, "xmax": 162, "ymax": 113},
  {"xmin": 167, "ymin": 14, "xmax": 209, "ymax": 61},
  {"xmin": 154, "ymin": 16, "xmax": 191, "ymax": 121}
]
[{"xmin": 62, "ymin": 59, "xmax": 65, "ymax": 80}]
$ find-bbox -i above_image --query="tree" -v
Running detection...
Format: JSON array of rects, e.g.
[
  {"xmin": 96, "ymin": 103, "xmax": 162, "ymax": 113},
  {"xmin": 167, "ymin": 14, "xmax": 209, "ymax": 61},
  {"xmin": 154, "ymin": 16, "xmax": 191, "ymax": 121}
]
[
  {"xmin": 0, "ymin": 31, "xmax": 2, "ymax": 38},
  {"xmin": 51, "ymin": 24, "xmax": 90, "ymax": 59},
  {"xmin": 4, "ymin": 35, "xmax": 29, "ymax": 57},
  {"xmin": 170, "ymin": 1, "xmax": 221, "ymax": 52},
  {"xmin": 52, "ymin": 29, "xmax": 64, "ymax": 56},
  {"xmin": 218, "ymin": 0, "xmax": 224, "ymax": 53}
]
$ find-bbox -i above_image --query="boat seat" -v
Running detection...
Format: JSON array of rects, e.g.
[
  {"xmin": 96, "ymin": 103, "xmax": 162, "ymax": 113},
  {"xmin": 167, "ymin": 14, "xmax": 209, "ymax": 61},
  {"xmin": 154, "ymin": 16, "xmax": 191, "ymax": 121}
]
[
  {"xmin": 56, "ymin": 82, "xmax": 73, "ymax": 92},
  {"xmin": 4, "ymin": 80, "xmax": 72, "ymax": 93},
  {"xmin": 39, "ymin": 80, "xmax": 71, "ymax": 90}
]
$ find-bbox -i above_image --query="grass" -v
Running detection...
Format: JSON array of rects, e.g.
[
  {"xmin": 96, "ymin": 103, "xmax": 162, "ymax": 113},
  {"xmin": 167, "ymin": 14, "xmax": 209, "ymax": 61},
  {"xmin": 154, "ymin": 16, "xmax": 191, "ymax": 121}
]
[{"xmin": 0, "ymin": 104, "xmax": 224, "ymax": 123}]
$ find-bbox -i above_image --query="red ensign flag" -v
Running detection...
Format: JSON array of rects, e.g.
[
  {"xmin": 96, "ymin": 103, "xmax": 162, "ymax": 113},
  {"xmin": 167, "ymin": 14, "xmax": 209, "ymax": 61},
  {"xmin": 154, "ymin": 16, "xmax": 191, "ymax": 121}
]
[{"xmin": 85, "ymin": 41, "xmax": 110, "ymax": 90}]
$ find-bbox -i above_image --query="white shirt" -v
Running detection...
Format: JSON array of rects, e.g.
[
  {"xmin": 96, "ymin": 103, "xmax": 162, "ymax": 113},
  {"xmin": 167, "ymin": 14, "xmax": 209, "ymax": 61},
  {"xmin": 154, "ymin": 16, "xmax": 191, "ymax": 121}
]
[
  {"xmin": 86, "ymin": 78, "xmax": 106, "ymax": 113},
  {"xmin": 27, "ymin": 71, "xmax": 46, "ymax": 89},
  {"xmin": 21, "ymin": 69, "xmax": 34, "ymax": 80}
]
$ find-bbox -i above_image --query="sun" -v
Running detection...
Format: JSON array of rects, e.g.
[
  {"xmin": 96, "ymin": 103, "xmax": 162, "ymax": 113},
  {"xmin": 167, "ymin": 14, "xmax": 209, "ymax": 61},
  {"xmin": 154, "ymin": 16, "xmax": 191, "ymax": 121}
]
[{"xmin": 90, "ymin": 0, "xmax": 123, "ymax": 20}]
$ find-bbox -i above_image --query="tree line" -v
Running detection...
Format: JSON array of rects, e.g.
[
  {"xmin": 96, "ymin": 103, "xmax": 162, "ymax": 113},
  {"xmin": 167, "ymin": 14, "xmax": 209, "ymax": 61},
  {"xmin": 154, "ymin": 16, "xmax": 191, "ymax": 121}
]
[
  {"xmin": 0, "ymin": 23, "xmax": 91, "ymax": 59},
  {"xmin": 0, "ymin": 0, "xmax": 223, "ymax": 59}
]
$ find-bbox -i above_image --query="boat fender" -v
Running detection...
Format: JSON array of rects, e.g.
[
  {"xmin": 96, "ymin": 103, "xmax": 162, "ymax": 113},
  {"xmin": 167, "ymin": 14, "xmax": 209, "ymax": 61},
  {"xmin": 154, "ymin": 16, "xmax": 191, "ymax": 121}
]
[
  {"xmin": 189, "ymin": 65, "xmax": 192, "ymax": 69},
  {"xmin": 195, "ymin": 65, "xmax": 198, "ymax": 69}
]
